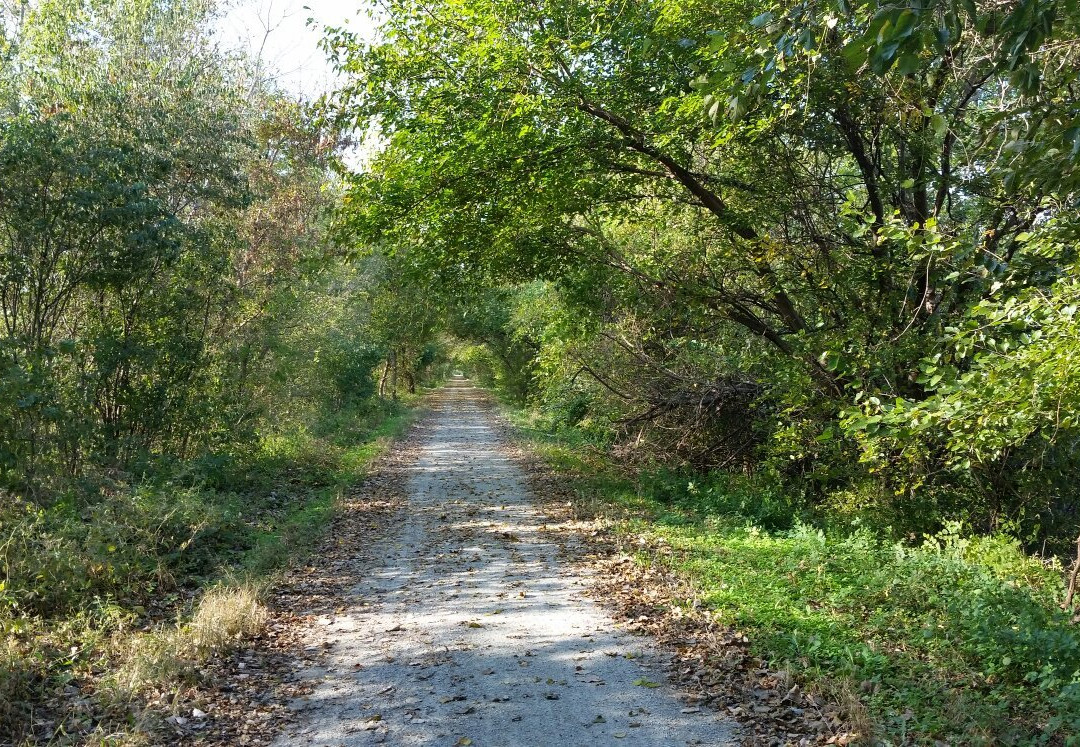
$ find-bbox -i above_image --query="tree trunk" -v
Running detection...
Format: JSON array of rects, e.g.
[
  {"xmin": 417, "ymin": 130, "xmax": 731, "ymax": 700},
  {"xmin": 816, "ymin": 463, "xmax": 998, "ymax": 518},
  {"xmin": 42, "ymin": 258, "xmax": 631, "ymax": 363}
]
[
  {"xmin": 1063, "ymin": 532, "xmax": 1080, "ymax": 616},
  {"xmin": 389, "ymin": 348, "xmax": 398, "ymax": 400},
  {"xmin": 378, "ymin": 358, "xmax": 391, "ymax": 398}
]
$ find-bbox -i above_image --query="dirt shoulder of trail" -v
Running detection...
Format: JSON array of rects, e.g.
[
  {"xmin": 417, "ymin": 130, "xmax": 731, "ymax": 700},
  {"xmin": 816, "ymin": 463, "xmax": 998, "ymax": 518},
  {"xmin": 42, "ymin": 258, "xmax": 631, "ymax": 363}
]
[
  {"xmin": 146, "ymin": 408, "xmax": 431, "ymax": 746},
  {"xmin": 490, "ymin": 404, "xmax": 859, "ymax": 747},
  {"xmin": 148, "ymin": 386, "xmax": 853, "ymax": 747}
]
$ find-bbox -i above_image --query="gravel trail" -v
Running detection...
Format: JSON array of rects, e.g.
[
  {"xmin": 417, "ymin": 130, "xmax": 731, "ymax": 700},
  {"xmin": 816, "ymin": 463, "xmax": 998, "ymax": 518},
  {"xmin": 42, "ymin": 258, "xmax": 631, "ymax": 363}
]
[{"xmin": 275, "ymin": 379, "xmax": 735, "ymax": 746}]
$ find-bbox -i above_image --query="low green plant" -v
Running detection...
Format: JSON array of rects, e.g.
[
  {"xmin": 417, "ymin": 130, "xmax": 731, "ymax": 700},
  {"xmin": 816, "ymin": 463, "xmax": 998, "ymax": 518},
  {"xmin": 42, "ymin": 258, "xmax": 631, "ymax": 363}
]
[
  {"xmin": 510, "ymin": 406, "xmax": 1080, "ymax": 744},
  {"xmin": 0, "ymin": 397, "xmax": 420, "ymax": 743}
]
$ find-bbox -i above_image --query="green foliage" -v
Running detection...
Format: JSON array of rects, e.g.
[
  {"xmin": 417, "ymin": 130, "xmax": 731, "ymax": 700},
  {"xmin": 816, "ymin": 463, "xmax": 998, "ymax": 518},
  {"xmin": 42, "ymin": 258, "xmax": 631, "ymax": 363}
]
[
  {"xmin": 329, "ymin": 0, "xmax": 1080, "ymax": 548},
  {"xmin": 666, "ymin": 521, "xmax": 1080, "ymax": 743},
  {"xmin": 0, "ymin": 397, "xmax": 416, "ymax": 741},
  {"xmin": 327, "ymin": 2, "xmax": 1080, "ymax": 736},
  {"xmin": 513, "ymin": 412, "xmax": 1080, "ymax": 743},
  {"xmin": 0, "ymin": 0, "xmax": 420, "ymax": 741},
  {"xmin": 0, "ymin": 0, "xmax": 362, "ymax": 493},
  {"xmin": 323, "ymin": 338, "xmax": 384, "ymax": 406},
  {"xmin": 454, "ymin": 344, "xmax": 500, "ymax": 387}
]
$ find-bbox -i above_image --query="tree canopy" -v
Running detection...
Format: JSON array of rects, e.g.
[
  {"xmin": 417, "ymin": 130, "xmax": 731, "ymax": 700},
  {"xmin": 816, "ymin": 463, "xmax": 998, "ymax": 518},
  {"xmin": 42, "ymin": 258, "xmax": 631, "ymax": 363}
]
[{"xmin": 328, "ymin": 0, "xmax": 1080, "ymax": 538}]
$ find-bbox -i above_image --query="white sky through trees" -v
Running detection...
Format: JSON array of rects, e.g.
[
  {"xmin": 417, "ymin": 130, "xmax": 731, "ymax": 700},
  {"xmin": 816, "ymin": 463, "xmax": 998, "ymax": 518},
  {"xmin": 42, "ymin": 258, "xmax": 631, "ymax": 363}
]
[{"xmin": 216, "ymin": 0, "xmax": 375, "ymax": 99}]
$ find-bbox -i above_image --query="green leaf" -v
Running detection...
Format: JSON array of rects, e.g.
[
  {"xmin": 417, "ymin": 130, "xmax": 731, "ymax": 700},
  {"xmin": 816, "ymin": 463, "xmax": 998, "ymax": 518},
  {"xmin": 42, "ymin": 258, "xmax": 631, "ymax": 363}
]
[
  {"xmin": 750, "ymin": 12, "xmax": 774, "ymax": 28},
  {"xmin": 893, "ymin": 10, "xmax": 918, "ymax": 39},
  {"xmin": 894, "ymin": 53, "xmax": 921, "ymax": 76}
]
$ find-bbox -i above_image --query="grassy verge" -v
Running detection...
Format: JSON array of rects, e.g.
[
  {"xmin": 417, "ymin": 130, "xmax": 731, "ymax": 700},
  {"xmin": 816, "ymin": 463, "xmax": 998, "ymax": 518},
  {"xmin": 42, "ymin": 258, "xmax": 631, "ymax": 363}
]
[
  {"xmin": 238, "ymin": 402, "xmax": 419, "ymax": 575},
  {"xmin": 0, "ymin": 395, "xmax": 422, "ymax": 745},
  {"xmin": 506, "ymin": 407, "xmax": 1080, "ymax": 745}
]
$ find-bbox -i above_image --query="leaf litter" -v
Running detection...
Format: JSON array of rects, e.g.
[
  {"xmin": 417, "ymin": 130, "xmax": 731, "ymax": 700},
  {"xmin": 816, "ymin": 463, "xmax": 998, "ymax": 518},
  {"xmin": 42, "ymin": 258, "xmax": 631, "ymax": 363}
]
[{"xmin": 152, "ymin": 383, "xmax": 838, "ymax": 746}]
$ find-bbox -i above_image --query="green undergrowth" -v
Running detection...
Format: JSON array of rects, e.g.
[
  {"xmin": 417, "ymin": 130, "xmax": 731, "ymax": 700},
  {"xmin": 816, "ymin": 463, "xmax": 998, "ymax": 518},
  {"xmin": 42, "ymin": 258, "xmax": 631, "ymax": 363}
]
[
  {"xmin": 506, "ymin": 407, "xmax": 1080, "ymax": 745},
  {"xmin": 0, "ymin": 395, "xmax": 422, "ymax": 744}
]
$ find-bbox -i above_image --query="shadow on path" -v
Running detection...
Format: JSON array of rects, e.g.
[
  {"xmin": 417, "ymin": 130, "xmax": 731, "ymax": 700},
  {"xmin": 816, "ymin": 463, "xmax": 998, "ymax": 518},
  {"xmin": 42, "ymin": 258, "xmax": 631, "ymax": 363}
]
[{"xmin": 274, "ymin": 379, "xmax": 736, "ymax": 746}]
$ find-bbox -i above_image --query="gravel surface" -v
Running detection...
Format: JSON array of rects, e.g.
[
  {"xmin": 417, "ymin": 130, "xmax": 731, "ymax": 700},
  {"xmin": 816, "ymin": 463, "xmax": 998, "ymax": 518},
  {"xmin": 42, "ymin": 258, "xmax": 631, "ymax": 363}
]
[{"xmin": 274, "ymin": 379, "xmax": 736, "ymax": 746}]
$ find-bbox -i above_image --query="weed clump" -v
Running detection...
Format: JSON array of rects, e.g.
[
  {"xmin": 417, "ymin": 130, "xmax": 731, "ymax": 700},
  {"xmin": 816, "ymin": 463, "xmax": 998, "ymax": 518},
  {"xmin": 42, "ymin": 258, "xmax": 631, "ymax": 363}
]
[
  {"xmin": 0, "ymin": 398, "xmax": 417, "ymax": 743},
  {"xmin": 112, "ymin": 585, "xmax": 268, "ymax": 697},
  {"xmin": 511, "ymin": 409, "xmax": 1080, "ymax": 744}
]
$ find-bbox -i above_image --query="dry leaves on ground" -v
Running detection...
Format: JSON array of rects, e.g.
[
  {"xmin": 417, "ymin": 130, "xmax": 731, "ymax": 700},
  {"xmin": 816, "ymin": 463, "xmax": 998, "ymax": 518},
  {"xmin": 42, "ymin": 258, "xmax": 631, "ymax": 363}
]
[
  {"xmin": 495, "ymin": 410, "xmax": 858, "ymax": 747},
  {"xmin": 141, "ymin": 424, "xmax": 427, "ymax": 746}
]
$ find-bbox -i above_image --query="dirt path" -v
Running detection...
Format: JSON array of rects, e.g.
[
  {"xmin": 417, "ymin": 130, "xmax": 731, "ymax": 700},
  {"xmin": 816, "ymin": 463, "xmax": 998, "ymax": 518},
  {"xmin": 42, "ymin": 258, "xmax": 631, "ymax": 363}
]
[{"xmin": 274, "ymin": 380, "xmax": 735, "ymax": 746}]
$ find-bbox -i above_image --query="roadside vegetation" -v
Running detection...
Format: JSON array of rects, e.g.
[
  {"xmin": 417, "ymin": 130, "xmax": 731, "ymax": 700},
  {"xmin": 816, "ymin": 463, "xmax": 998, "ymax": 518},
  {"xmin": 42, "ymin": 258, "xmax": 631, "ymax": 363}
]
[
  {"xmin": 322, "ymin": 0, "xmax": 1080, "ymax": 742},
  {"xmin": 4, "ymin": 0, "xmax": 1080, "ymax": 743},
  {"xmin": 510, "ymin": 408, "xmax": 1079, "ymax": 743},
  {"xmin": 0, "ymin": 1, "xmax": 442, "ymax": 742},
  {"xmin": 0, "ymin": 394, "xmax": 419, "ymax": 744}
]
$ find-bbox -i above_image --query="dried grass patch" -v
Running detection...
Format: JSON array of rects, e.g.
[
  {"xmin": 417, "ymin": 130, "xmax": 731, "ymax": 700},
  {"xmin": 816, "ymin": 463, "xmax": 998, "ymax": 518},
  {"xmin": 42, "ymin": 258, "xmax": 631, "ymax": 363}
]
[{"xmin": 110, "ymin": 585, "xmax": 268, "ymax": 699}]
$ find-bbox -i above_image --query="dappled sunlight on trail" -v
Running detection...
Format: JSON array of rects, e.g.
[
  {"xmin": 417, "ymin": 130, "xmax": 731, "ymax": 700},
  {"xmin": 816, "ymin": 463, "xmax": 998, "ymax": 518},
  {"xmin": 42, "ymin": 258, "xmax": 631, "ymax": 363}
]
[{"xmin": 274, "ymin": 378, "xmax": 734, "ymax": 746}]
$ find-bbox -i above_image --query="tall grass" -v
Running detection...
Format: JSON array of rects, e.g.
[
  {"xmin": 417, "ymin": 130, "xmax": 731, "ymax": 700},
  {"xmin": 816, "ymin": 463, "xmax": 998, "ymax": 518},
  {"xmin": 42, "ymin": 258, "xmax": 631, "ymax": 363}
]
[{"xmin": 0, "ymin": 396, "xmax": 420, "ymax": 743}]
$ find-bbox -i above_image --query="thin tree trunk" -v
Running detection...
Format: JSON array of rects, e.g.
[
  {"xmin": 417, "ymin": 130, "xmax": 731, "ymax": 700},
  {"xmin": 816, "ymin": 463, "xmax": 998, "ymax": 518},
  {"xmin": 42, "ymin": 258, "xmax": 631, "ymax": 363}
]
[
  {"xmin": 378, "ymin": 358, "xmax": 391, "ymax": 398},
  {"xmin": 390, "ymin": 348, "xmax": 399, "ymax": 400},
  {"xmin": 1063, "ymin": 532, "xmax": 1080, "ymax": 615}
]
